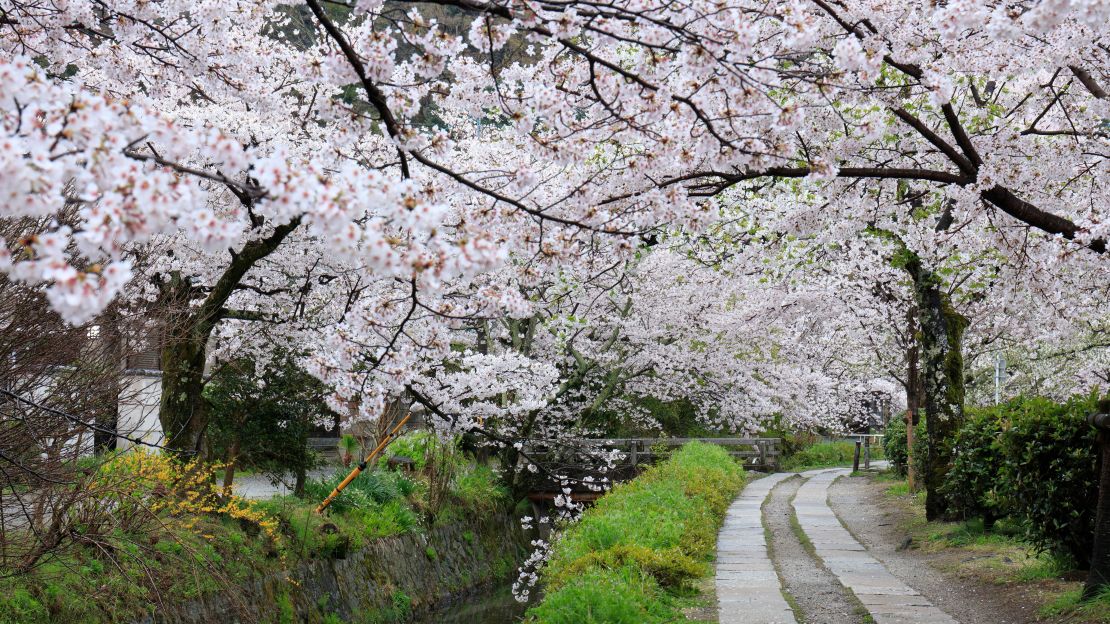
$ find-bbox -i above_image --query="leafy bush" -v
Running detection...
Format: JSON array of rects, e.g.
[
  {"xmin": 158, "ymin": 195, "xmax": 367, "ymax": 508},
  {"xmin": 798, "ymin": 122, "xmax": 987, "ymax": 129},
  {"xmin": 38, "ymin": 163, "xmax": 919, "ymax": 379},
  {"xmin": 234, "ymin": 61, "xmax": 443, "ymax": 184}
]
[
  {"xmin": 453, "ymin": 464, "xmax": 510, "ymax": 514},
  {"xmin": 351, "ymin": 500, "xmax": 420, "ymax": 540},
  {"xmin": 940, "ymin": 393, "xmax": 1103, "ymax": 567},
  {"xmin": 380, "ymin": 431, "xmax": 439, "ymax": 471},
  {"xmin": 303, "ymin": 468, "xmax": 416, "ymax": 515},
  {"xmin": 206, "ymin": 355, "xmax": 331, "ymax": 488},
  {"xmin": 995, "ymin": 394, "xmax": 1101, "ymax": 567},
  {"xmin": 94, "ymin": 449, "xmax": 281, "ymax": 542},
  {"xmin": 527, "ymin": 442, "xmax": 744, "ymax": 623},
  {"xmin": 943, "ymin": 407, "xmax": 1005, "ymax": 525}
]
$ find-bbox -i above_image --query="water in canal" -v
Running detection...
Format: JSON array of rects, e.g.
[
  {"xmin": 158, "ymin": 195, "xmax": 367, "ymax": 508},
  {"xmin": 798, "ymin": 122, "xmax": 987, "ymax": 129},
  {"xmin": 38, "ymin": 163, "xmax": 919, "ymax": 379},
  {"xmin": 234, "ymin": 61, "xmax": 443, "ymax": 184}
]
[{"xmin": 415, "ymin": 586, "xmax": 530, "ymax": 624}]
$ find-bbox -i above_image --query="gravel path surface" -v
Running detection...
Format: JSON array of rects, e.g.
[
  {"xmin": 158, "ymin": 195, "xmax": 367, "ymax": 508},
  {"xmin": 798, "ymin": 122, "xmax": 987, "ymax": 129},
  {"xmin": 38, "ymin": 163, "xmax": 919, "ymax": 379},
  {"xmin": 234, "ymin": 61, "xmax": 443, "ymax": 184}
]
[
  {"xmin": 764, "ymin": 475, "xmax": 862, "ymax": 624},
  {"xmin": 233, "ymin": 469, "xmax": 331, "ymax": 499},
  {"xmin": 829, "ymin": 474, "xmax": 1039, "ymax": 624},
  {"xmin": 798, "ymin": 469, "xmax": 957, "ymax": 624}
]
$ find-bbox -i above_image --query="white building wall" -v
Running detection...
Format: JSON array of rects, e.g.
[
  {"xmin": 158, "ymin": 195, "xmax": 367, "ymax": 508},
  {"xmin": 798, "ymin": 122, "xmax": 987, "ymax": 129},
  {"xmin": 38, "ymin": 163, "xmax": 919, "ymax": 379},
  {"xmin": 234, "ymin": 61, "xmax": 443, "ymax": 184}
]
[{"xmin": 116, "ymin": 373, "xmax": 164, "ymax": 451}]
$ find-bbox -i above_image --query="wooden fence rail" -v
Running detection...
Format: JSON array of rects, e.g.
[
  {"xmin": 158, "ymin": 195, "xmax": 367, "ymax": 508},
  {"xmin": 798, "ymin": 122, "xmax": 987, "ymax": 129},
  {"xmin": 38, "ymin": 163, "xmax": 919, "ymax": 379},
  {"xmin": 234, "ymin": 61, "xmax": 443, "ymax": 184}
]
[
  {"xmin": 309, "ymin": 435, "xmax": 784, "ymax": 472},
  {"xmin": 522, "ymin": 437, "xmax": 781, "ymax": 472}
]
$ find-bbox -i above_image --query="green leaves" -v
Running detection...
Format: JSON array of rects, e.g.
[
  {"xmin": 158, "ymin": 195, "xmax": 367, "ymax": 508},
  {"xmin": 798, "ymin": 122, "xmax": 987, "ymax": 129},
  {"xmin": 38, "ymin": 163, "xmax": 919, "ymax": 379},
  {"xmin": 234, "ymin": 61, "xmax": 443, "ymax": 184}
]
[{"xmin": 942, "ymin": 393, "xmax": 1103, "ymax": 565}]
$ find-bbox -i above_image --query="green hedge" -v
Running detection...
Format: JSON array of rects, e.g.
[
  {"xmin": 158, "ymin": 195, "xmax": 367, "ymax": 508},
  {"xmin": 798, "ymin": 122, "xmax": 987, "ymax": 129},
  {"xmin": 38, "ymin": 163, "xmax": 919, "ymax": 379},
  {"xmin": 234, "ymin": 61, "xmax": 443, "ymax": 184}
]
[
  {"xmin": 942, "ymin": 393, "xmax": 1102, "ymax": 567},
  {"xmin": 525, "ymin": 442, "xmax": 745, "ymax": 624},
  {"xmin": 942, "ymin": 407, "xmax": 1005, "ymax": 526}
]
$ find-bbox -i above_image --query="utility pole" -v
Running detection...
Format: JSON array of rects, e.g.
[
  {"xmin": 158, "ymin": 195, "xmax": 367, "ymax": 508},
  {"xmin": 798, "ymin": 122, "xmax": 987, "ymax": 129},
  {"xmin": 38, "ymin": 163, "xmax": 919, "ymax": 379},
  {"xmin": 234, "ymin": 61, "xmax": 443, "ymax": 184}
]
[{"xmin": 994, "ymin": 354, "xmax": 1006, "ymax": 405}]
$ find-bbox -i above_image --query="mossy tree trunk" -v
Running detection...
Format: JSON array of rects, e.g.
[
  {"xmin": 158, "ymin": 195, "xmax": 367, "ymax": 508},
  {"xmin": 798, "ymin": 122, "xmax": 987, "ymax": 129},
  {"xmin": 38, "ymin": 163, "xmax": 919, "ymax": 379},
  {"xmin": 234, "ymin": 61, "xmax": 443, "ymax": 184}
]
[
  {"xmin": 901, "ymin": 253, "xmax": 967, "ymax": 521},
  {"xmin": 1084, "ymin": 404, "xmax": 1110, "ymax": 599},
  {"xmin": 158, "ymin": 218, "xmax": 301, "ymax": 456},
  {"xmin": 903, "ymin": 306, "xmax": 923, "ymax": 491}
]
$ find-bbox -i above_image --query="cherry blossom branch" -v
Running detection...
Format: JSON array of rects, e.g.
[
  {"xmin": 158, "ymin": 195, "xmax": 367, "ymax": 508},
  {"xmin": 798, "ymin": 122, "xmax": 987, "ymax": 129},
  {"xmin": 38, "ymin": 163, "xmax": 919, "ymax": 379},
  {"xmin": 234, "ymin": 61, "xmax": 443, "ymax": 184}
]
[
  {"xmin": 409, "ymin": 151, "xmax": 641, "ymax": 234},
  {"xmin": 303, "ymin": 0, "xmax": 411, "ymax": 179},
  {"xmin": 122, "ymin": 144, "xmax": 266, "ymax": 201}
]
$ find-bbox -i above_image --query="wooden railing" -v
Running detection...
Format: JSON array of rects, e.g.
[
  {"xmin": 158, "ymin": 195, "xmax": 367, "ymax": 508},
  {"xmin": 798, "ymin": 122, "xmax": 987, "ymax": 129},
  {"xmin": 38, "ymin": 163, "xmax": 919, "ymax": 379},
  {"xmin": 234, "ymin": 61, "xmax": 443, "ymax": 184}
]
[
  {"xmin": 522, "ymin": 437, "xmax": 782, "ymax": 472},
  {"xmin": 308, "ymin": 435, "xmax": 784, "ymax": 472}
]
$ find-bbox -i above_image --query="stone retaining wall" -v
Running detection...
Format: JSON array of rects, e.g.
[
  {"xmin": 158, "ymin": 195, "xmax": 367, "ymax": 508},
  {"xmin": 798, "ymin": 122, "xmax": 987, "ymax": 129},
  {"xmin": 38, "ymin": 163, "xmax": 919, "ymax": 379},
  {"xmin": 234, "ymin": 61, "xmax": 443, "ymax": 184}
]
[{"xmin": 137, "ymin": 514, "xmax": 527, "ymax": 624}]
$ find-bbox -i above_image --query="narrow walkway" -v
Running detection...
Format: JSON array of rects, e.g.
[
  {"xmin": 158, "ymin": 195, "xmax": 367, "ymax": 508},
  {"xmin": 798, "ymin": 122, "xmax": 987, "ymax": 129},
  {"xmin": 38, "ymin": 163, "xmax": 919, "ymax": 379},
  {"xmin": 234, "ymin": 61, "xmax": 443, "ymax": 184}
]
[
  {"xmin": 716, "ymin": 466, "xmax": 959, "ymax": 624},
  {"xmin": 716, "ymin": 473, "xmax": 797, "ymax": 624},
  {"xmin": 793, "ymin": 469, "xmax": 957, "ymax": 624},
  {"xmin": 764, "ymin": 476, "xmax": 861, "ymax": 624}
]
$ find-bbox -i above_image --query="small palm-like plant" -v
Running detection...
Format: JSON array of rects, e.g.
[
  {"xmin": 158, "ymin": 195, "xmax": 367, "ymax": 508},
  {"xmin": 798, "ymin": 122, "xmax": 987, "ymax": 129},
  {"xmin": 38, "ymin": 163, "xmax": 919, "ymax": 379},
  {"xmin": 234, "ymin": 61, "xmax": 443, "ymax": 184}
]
[{"xmin": 338, "ymin": 434, "xmax": 361, "ymax": 467}]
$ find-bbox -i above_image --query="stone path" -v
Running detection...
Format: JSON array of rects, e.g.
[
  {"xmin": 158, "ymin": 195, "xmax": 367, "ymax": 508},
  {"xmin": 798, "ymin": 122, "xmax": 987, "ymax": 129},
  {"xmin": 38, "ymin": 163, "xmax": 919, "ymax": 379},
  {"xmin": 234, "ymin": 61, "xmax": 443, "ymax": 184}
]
[
  {"xmin": 794, "ymin": 469, "xmax": 957, "ymax": 624},
  {"xmin": 764, "ymin": 476, "xmax": 860, "ymax": 624},
  {"xmin": 716, "ymin": 472, "xmax": 797, "ymax": 624},
  {"xmin": 717, "ymin": 467, "xmax": 959, "ymax": 624}
]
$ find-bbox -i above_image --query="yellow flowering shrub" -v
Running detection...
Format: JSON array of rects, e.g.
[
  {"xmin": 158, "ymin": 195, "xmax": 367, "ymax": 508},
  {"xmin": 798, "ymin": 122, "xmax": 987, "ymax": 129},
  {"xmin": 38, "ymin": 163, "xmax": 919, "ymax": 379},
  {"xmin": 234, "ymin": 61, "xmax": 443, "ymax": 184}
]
[{"xmin": 94, "ymin": 449, "xmax": 280, "ymax": 543}]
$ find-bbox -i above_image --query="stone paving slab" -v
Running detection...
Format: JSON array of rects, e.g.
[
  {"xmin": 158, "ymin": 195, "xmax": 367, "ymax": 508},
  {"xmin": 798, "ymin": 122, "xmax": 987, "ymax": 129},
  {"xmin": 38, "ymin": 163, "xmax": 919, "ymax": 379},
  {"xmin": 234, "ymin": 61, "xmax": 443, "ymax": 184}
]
[
  {"xmin": 792, "ymin": 469, "xmax": 959, "ymax": 624},
  {"xmin": 716, "ymin": 473, "xmax": 798, "ymax": 624}
]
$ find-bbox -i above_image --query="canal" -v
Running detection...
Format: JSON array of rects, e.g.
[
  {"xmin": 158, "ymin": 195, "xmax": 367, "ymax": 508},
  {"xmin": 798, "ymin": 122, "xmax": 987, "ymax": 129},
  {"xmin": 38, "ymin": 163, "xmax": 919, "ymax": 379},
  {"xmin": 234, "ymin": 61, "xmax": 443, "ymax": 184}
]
[{"xmin": 415, "ymin": 586, "xmax": 530, "ymax": 624}]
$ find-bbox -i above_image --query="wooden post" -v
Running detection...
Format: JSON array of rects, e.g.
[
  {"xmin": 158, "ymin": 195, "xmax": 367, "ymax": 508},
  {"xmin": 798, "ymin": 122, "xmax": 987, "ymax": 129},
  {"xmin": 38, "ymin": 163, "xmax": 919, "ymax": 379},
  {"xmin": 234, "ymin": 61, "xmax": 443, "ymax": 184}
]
[
  {"xmin": 759, "ymin": 440, "xmax": 768, "ymax": 470},
  {"xmin": 852, "ymin": 440, "xmax": 862, "ymax": 473},
  {"xmin": 864, "ymin": 436, "xmax": 871, "ymax": 470},
  {"xmin": 906, "ymin": 410, "xmax": 916, "ymax": 490},
  {"xmin": 629, "ymin": 439, "xmax": 638, "ymax": 467}
]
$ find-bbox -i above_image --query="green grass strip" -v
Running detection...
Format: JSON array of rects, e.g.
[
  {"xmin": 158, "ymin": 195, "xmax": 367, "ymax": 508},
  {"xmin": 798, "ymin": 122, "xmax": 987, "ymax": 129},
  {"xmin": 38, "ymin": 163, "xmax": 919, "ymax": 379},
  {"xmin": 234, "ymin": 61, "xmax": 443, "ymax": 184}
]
[{"xmin": 525, "ymin": 442, "xmax": 746, "ymax": 624}]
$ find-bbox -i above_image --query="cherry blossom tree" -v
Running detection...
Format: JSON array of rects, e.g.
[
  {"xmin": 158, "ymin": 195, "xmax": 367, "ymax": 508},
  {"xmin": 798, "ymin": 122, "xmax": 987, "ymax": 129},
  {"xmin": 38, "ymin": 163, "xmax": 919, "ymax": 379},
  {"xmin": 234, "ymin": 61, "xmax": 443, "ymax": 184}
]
[{"xmin": 2, "ymin": 1, "xmax": 1108, "ymax": 491}]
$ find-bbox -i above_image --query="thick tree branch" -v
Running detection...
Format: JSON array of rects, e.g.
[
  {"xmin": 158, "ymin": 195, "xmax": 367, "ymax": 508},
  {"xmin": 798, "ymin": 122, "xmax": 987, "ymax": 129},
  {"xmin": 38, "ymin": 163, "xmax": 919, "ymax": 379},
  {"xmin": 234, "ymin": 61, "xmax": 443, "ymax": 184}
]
[
  {"xmin": 940, "ymin": 104, "xmax": 983, "ymax": 168},
  {"xmin": 196, "ymin": 217, "xmax": 303, "ymax": 333},
  {"xmin": 891, "ymin": 108, "xmax": 977, "ymax": 177},
  {"xmin": 980, "ymin": 185, "xmax": 1106, "ymax": 254},
  {"xmin": 1070, "ymin": 65, "xmax": 1109, "ymax": 99}
]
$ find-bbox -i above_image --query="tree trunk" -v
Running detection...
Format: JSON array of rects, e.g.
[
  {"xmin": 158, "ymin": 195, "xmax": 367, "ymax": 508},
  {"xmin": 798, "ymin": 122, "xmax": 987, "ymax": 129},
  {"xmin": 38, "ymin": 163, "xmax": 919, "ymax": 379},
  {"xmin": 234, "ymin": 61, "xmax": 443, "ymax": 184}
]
[
  {"xmin": 904, "ymin": 257, "xmax": 967, "ymax": 521},
  {"xmin": 160, "ymin": 328, "xmax": 211, "ymax": 456},
  {"xmin": 222, "ymin": 435, "xmax": 241, "ymax": 494},
  {"xmin": 904, "ymin": 307, "xmax": 923, "ymax": 491},
  {"xmin": 1084, "ymin": 408, "xmax": 1110, "ymax": 599},
  {"xmin": 157, "ymin": 219, "xmax": 301, "ymax": 457},
  {"xmin": 294, "ymin": 463, "xmax": 307, "ymax": 498}
]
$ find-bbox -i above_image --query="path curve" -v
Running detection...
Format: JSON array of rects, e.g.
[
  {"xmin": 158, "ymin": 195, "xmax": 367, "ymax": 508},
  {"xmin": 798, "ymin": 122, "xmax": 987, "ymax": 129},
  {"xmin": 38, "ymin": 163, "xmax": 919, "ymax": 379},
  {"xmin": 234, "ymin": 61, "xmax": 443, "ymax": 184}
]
[
  {"xmin": 829, "ymin": 474, "xmax": 1040, "ymax": 624},
  {"xmin": 716, "ymin": 467, "xmax": 962, "ymax": 624},
  {"xmin": 794, "ymin": 469, "xmax": 958, "ymax": 624},
  {"xmin": 764, "ymin": 475, "xmax": 860, "ymax": 624}
]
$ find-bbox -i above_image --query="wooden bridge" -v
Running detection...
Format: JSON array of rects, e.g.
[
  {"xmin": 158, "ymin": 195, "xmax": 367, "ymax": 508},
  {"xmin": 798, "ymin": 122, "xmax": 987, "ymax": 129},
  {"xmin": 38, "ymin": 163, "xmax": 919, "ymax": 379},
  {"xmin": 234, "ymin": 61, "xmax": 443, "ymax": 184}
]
[{"xmin": 523, "ymin": 437, "xmax": 782, "ymax": 506}]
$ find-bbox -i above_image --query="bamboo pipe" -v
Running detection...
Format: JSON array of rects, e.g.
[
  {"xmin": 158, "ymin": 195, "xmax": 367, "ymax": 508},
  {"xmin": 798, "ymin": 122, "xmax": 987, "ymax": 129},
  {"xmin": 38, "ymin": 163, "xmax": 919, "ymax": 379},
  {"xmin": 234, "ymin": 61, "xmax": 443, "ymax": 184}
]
[{"xmin": 315, "ymin": 412, "xmax": 412, "ymax": 513}]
